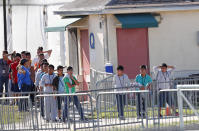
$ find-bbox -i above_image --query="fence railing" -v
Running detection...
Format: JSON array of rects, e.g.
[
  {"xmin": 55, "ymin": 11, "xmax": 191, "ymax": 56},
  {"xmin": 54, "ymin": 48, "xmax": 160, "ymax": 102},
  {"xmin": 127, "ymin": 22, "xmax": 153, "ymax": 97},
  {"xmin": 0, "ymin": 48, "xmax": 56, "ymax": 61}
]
[
  {"xmin": 1, "ymin": 82, "xmax": 199, "ymax": 130},
  {"xmin": 177, "ymin": 85, "xmax": 199, "ymax": 130},
  {"xmin": 0, "ymin": 96, "xmax": 34, "ymax": 131},
  {"xmin": 90, "ymin": 68, "xmax": 113, "ymax": 91},
  {"xmin": 96, "ymin": 90, "xmax": 149, "ymax": 130}
]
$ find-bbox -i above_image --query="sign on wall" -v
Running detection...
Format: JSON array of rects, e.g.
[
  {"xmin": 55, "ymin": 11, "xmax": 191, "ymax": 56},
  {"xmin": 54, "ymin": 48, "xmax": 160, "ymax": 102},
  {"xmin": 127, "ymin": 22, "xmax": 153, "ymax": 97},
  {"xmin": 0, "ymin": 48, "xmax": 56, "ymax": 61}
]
[{"xmin": 90, "ymin": 32, "xmax": 95, "ymax": 49}]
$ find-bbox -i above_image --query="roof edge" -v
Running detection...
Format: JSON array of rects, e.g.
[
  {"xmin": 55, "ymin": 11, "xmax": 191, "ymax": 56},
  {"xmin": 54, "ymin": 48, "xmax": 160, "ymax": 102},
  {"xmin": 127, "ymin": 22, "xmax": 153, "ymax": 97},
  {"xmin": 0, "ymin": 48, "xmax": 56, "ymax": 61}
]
[
  {"xmin": 54, "ymin": 3, "xmax": 199, "ymax": 17},
  {"xmin": 54, "ymin": 10, "xmax": 102, "ymax": 16},
  {"xmin": 105, "ymin": 1, "xmax": 199, "ymax": 9},
  {"xmin": 103, "ymin": 4, "xmax": 199, "ymax": 14}
]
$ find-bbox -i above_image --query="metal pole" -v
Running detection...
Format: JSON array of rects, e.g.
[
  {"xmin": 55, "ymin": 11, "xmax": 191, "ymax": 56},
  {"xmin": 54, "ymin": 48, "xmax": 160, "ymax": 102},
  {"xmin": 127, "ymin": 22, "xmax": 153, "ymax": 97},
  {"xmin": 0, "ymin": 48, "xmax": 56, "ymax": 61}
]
[
  {"xmin": 3, "ymin": 0, "xmax": 7, "ymax": 50},
  {"xmin": 177, "ymin": 89, "xmax": 184, "ymax": 131},
  {"xmin": 103, "ymin": 15, "xmax": 109, "ymax": 64}
]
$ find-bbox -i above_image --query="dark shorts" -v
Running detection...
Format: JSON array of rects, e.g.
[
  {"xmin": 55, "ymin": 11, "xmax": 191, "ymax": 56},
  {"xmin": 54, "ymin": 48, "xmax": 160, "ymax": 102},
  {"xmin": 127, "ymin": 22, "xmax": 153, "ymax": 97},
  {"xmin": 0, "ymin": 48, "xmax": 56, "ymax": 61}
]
[
  {"xmin": 11, "ymin": 83, "xmax": 20, "ymax": 92},
  {"xmin": 57, "ymin": 96, "xmax": 64, "ymax": 110},
  {"xmin": 21, "ymin": 84, "xmax": 32, "ymax": 93},
  {"xmin": 159, "ymin": 92, "xmax": 173, "ymax": 107}
]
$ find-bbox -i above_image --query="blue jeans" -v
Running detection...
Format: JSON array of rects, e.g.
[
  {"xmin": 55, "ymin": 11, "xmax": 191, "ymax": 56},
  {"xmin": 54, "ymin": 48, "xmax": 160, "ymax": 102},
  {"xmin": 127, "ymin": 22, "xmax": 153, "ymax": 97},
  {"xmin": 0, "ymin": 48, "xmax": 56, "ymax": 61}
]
[
  {"xmin": 63, "ymin": 96, "xmax": 84, "ymax": 120},
  {"xmin": 137, "ymin": 93, "xmax": 145, "ymax": 116},
  {"xmin": 159, "ymin": 92, "xmax": 172, "ymax": 108},
  {"xmin": 19, "ymin": 84, "xmax": 31, "ymax": 111},
  {"xmin": 40, "ymin": 98, "xmax": 45, "ymax": 117},
  {"xmin": 0, "ymin": 76, "xmax": 9, "ymax": 97},
  {"xmin": 116, "ymin": 94, "xmax": 126, "ymax": 118}
]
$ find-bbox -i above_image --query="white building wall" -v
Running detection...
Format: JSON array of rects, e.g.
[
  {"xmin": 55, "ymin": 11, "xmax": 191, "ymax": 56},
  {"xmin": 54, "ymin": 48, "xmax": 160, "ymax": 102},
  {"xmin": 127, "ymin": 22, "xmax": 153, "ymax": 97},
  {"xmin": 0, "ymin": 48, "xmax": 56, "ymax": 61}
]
[
  {"xmin": 105, "ymin": 12, "xmax": 199, "ymax": 73},
  {"xmin": 68, "ymin": 29, "xmax": 79, "ymax": 75},
  {"xmin": 149, "ymin": 10, "xmax": 199, "ymax": 71},
  {"xmin": 107, "ymin": 14, "xmax": 120, "ymax": 73},
  {"xmin": 47, "ymin": 5, "xmax": 65, "ymax": 67},
  {"xmin": 89, "ymin": 15, "xmax": 105, "ymax": 71},
  {"xmin": 12, "ymin": 6, "xmax": 44, "ymax": 57},
  {"xmin": 0, "ymin": 2, "xmax": 72, "ymax": 67}
]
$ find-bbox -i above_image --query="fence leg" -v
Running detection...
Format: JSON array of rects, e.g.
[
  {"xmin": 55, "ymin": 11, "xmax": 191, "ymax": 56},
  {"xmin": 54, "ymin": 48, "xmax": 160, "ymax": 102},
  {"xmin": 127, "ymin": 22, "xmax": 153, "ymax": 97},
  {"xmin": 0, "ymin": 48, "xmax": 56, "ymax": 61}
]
[
  {"xmin": 177, "ymin": 89, "xmax": 184, "ymax": 131},
  {"xmin": 29, "ymin": 97, "xmax": 36, "ymax": 130},
  {"xmin": 88, "ymin": 95, "xmax": 95, "ymax": 131},
  {"xmin": 157, "ymin": 91, "xmax": 161, "ymax": 130},
  {"xmin": 72, "ymin": 97, "xmax": 76, "ymax": 131},
  {"xmin": 35, "ymin": 96, "xmax": 39, "ymax": 131},
  {"xmin": 145, "ymin": 92, "xmax": 148, "ymax": 128},
  {"xmin": 96, "ymin": 95, "xmax": 100, "ymax": 131}
]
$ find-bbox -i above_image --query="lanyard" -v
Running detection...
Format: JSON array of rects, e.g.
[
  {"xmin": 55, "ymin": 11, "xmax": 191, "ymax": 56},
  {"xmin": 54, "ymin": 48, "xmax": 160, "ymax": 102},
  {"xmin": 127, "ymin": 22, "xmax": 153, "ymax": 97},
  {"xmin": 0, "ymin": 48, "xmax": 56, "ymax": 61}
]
[
  {"xmin": 1, "ymin": 60, "xmax": 6, "ymax": 65},
  {"xmin": 118, "ymin": 75, "xmax": 124, "ymax": 87},
  {"xmin": 40, "ymin": 72, "xmax": 45, "ymax": 79},
  {"xmin": 59, "ymin": 77, "xmax": 65, "ymax": 87},
  {"xmin": 162, "ymin": 72, "xmax": 168, "ymax": 82},
  {"xmin": 141, "ymin": 75, "xmax": 146, "ymax": 86},
  {"xmin": 1, "ymin": 60, "xmax": 7, "ymax": 70},
  {"xmin": 48, "ymin": 74, "xmax": 54, "ymax": 84}
]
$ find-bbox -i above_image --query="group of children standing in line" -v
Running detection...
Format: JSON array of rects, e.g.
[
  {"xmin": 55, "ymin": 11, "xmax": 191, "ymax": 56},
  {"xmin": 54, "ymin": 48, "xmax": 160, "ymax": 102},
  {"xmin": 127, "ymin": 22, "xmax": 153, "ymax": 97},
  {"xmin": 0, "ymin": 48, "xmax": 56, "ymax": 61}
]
[
  {"xmin": 0, "ymin": 47, "xmax": 178, "ymax": 122},
  {"xmin": 0, "ymin": 47, "xmax": 87, "ymax": 122},
  {"xmin": 114, "ymin": 63, "xmax": 177, "ymax": 120}
]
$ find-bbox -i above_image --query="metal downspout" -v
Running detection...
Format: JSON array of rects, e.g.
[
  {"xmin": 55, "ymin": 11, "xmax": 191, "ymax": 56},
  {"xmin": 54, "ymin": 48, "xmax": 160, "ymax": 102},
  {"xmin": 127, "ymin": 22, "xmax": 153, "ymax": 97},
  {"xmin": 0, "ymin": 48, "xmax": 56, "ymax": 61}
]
[{"xmin": 104, "ymin": 15, "xmax": 109, "ymax": 64}]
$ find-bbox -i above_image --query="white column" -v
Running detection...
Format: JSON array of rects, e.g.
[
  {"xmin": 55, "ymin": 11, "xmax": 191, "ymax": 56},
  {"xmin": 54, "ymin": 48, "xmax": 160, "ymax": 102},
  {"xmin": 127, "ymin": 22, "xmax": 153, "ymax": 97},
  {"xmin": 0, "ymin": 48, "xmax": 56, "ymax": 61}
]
[{"xmin": 60, "ymin": 31, "xmax": 66, "ymax": 66}]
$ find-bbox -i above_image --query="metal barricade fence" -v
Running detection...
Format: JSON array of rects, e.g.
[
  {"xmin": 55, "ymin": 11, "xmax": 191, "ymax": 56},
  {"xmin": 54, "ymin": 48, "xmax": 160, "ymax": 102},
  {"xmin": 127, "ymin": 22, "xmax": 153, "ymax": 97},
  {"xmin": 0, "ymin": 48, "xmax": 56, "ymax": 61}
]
[
  {"xmin": 96, "ymin": 90, "xmax": 149, "ymax": 131},
  {"xmin": 0, "ymin": 96, "xmax": 35, "ymax": 131},
  {"xmin": 156, "ymin": 89, "xmax": 180, "ymax": 131},
  {"xmin": 90, "ymin": 68, "xmax": 113, "ymax": 91},
  {"xmin": 1, "ymin": 81, "xmax": 199, "ymax": 130},
  {"xmin": 177, "ymin": 85, "xmax": 199, "ymax": 131},
  {"xmin": 0, "ymin": 92, "xmax": 95, "ymax": 131},
  {"xmin": 35, "ymin": 93, "xmax": 95, "ymax": 131}
]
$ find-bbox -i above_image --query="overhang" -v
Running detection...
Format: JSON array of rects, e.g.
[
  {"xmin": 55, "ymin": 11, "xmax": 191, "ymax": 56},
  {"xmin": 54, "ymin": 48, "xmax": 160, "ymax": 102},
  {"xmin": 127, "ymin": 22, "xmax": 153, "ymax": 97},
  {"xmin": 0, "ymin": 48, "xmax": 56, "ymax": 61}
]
[
  {"xmin": 45, "ymin": 18, "xmax": 81, "ymax": 32},
  {"xmin": 115, "ymin": 13, "xmax": 158, "ymax": 29}
]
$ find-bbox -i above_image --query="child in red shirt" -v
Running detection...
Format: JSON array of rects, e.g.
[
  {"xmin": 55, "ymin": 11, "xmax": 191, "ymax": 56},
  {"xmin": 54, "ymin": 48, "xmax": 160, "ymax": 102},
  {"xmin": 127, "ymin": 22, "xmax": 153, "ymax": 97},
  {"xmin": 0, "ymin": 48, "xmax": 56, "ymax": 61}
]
[{"xmin": 10, "ymin": 53, "xmax": 21, "ymax": 93}]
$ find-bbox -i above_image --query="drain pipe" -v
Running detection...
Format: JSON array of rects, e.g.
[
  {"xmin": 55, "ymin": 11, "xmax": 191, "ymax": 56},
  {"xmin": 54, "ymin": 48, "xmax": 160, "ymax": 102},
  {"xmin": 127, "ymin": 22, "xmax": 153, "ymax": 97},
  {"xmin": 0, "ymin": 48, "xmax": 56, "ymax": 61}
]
[{"xmin": 104, "ymin": 14, "xmax": 109, "ymax": 64}]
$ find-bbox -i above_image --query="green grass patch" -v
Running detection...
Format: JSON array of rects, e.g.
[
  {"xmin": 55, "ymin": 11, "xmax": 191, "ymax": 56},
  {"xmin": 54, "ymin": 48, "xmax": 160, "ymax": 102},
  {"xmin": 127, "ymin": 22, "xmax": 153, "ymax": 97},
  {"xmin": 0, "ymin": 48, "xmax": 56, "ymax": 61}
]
[
  {"xmin": 88, "ymin": 105, "xmax": 199, "ymax": 119},
  {"xmin": 0, "ymin": 105, "xmax": 29, "ymax": 124}
]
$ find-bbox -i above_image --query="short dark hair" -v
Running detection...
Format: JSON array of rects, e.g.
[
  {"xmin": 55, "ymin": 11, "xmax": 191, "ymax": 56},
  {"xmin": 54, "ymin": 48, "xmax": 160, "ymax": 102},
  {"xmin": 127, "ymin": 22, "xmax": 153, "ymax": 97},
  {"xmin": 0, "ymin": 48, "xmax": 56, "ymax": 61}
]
[
  {"xmin": 48, "ymin": 64, "xmax": 54, "ymax": 70},
  {"xmin": 39, "ymin": 53, "xmax": 44, "ymax": 57},
  {"xmin": 21, "ymin": 51, "xmax": 26, "ymax": 55},
  {"xmin": 20, "ymin": 59, "xmax": 28, "ymax": 65},
  {"xmin": 140, "ymin": 65, "xmax": 147, "ymax": 70},
  {"xmin": 67, "ymin": 66, "xmax": 73, "ymax": 71},
  {"xmin": 57, "ymin": 65, "xmax": 64, "ymax": 70},
  {"xmin": 42, "ymin": 62, "xmax": 49, "ymax": 66},
  {"xmin": 25, "ymin": 52, "xmax": 31, "ymax": 56},
  {"xmin": 161, "ymin": 63, "xmax": 167, "ymax": 68},
  {"xmin": 41, "ymin": 59, "xmax": 48, "ymax": 64},
  {"xmin": 15, "ymin": 53, "xmax": 21, "ymax": 58},
  {"xmin": 3, "ymin": 50, "xmax": 8, "ymax": 54},
  {"xmin": 38, "ymin": 47, "xmax": 43, "ymax": 51},
  {"xmin": 117, "ymin": 65, "xmax": 124, "ymax": 71}
]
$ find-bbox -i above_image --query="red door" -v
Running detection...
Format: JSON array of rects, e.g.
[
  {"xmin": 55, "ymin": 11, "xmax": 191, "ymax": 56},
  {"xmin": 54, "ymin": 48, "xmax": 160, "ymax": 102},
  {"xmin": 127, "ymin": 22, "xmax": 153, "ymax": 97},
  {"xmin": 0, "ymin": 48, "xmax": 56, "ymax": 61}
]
[
  {"xmin": 117, "ymin": 28, "xmax": 150, "ymax": 79},
  {"xmin": 80, "ymin": 30, "xmax": 90, "ymax": 91}
]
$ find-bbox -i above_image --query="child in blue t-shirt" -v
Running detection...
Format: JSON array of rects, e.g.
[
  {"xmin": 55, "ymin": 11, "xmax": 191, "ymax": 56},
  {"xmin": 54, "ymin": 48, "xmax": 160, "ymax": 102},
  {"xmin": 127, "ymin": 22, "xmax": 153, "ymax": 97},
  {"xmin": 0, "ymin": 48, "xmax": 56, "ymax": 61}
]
[{"xmin": 135, "ymin": 65, "xmax": 152, "ymax": 118}]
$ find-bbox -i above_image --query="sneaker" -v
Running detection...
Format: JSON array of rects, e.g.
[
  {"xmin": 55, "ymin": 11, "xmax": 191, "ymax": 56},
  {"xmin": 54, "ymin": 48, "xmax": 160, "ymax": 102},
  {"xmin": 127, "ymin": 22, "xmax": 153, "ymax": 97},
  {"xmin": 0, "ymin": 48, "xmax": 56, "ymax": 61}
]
[
  {"xmin": 119, "ymin": 116, "xmax": 125, "ymax": 120},
  {"xmin": 80, "ymin": 117, "xmax": 89, "ymax": 122},
  {"xmin": 58, "ymin": 118, "xmax": 62, "ymax": 123},
  {"xmin": 46, "ymin": 120, "xmax": 50, "ymax": 123},
  {"xmin": 52, "ymin": 119, "xmax": 58, "ymax": 123},
  {"xmin": 63, "ymin": 118, "xmax": 72, "ymax": 123},
  {"xmin": 142, "ymin": 114, "xmax": 146, "ymax": 119},
  {"xmin": 159, "ymin": 114, "xmax": 163, "ymax": 118},
  {"xmin": 175, "ymin": 112, "xmax": 179, "ymax": 116}
]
